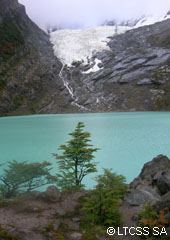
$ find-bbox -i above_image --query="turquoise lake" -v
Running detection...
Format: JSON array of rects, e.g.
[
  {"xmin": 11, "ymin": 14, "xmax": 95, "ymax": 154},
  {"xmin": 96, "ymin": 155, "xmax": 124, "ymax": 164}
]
[{"xmin": 0, "ymin": 112, "xmax": 170, "ymax": 189}]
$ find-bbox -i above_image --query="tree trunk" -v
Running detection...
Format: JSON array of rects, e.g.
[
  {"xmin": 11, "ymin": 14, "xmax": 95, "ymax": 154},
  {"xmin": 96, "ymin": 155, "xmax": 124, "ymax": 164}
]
[{"xmin": 75, "ymin": 160, "xmax": 79, "ymax": 186}]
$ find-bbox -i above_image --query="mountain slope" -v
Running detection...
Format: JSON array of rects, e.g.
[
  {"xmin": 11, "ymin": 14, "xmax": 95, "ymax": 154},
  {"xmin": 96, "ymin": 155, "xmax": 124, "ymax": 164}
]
[
  {"xmin": 0, "ymin": 0, "xmax": 77, "ymax": 116},
  {"xmin": 51, "ymin": 19, "xmax": 170, "ymax": 112}
]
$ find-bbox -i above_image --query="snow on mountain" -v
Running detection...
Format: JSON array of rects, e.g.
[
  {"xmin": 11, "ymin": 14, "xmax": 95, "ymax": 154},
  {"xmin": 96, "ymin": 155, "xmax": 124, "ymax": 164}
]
[
  {"xmin": 103, "ymin": 11, "xmax": 170, "ymax": 28},
  {"xmin": 50, "ymin": 26, "xmax": 131, "ymax": 67},
  {"xmin": 134, "ymin": 13, "xmax": 170, "ymax": 28},
  {"xmin": 50, "ymin": 12, "xmax": 170, "ymax": 71}
]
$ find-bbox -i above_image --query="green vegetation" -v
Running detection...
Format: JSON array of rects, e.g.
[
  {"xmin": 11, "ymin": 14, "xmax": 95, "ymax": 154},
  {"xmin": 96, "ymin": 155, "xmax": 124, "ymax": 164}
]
[
  {"xmin": 30, "ymin": 105, "xmax": 36, "ymax": 114},
  {"xmin": 37, "ymin": 220, "xmax": 67, "ymax": 240},
  {"xmin": 0, "ymin": 160, "xmax": 57, "ymax": 198},
  {"xmin": 81, "ymin": 169, "xmax": 126, "ymax": 228},
  {"xmin": 0, "ymin": 77, "xmax": 6, "ymax": 91},
  {"xmin": 53, "ymin": 122, "xmax": 99, "ymax": 191},
  {"xmin": 0, "ymin": 16, "xmax": 24, "ymax": 62},
  {"xmin": 12, "ymin": 94, "xmax": 26, "ymax": 109},
  {"xmin": 138, "ymin": 203, "xmax": 170, "ymax": 240}
]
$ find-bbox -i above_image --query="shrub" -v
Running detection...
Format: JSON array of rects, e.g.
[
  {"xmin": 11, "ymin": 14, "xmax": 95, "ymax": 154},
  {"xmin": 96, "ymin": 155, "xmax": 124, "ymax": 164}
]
[
  {"xmin": 0, "ymin": 160, "xmax": 57, "ymax": 198},
  {"xmin": 81, "ymin": 169, "xmax": 126, "ymax": 228},
  {"xmin": 138, "ymin": 203, "xmax": 169, "ymax": 239}
]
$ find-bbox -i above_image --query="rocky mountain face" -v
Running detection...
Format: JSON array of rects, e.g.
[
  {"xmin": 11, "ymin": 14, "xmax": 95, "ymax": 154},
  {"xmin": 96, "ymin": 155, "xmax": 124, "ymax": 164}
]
[
  {"xmin": 127, "ymin": 155, "xmax": 170, "ymax": 206},
  {"xmin": 0, "ymin": 0, "xmax": 77, "ymax": 116},
  {"xmin": 59, "ymin": 19, "xmax": 170, "ymax": 112},
  {"xmin": 1, "ymin": 0, "xmax": 170, "ymax": 115}
]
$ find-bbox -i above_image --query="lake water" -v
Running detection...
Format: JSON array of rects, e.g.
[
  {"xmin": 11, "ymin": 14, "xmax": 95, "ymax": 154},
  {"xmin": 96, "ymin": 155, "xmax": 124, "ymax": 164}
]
[{"xmin": 0, "ymin": 112, "xmax": 170, "ymax": 189}]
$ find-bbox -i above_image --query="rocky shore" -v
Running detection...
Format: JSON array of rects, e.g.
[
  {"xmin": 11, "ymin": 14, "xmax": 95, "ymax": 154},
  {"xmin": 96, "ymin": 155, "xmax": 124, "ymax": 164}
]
[{"xmin": 0, "ymin": 154, "xmax": 170, "ymax": 240}]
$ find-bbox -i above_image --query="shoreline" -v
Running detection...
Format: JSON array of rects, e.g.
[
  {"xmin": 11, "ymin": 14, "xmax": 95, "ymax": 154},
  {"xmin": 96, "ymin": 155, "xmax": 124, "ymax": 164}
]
[{"xmin": 1, "ymin": 110, "xmax": 170, "ymax": 118}]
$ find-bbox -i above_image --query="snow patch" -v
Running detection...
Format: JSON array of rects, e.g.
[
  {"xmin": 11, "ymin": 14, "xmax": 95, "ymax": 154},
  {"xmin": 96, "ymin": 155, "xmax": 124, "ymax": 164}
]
[
  {"xmin": 50, "ymin": 26, "xmax": 131, "ymax": 66},
  {"xmin": 82, "ymin": 58, "xmax": 102, "ymax": 74}
]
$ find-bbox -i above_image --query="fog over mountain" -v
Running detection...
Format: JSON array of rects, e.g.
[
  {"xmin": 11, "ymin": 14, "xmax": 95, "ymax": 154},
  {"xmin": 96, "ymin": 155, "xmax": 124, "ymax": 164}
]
[{"xmin": 19, "ymin": 0, "xmax": 170, "ymax": 30}]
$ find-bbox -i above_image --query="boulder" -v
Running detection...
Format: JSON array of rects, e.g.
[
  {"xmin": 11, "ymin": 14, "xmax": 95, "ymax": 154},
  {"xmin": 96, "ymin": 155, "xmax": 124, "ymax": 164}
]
[
  {"xmin": 130, "ymin": 155, "xmax": 170, "ymax": 191},
  {"xmin": 67, "ymin": 232, "xmax": 82, "ymax": 240},
  {"xmin": 45, "ymin": 185, "xmax": 61, "ymax": 202},
  {"xmin": 152, "ymin": 191, "xmax": 170, "ymax": 215},
  {"xmin": 161, "ymin": 191, "xmax": 170, "ymax": 202},
  {"xmin": 157, "ymin": 172, "xmax": 170, "ymax": 195},
  {"xmin": 131, "ymin": 214, "xmax": 140, "ymax": 221},
  {"xmin": 125, "ymin": 189, "xmax": 161, "ymax": 206},
  {"xmin": 154, "ymin": 200, "xmax": 170, "ymax": 213}
]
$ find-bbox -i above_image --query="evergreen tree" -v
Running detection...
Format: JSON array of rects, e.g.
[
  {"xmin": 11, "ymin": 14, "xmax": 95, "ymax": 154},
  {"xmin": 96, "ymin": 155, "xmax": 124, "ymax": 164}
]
[{"xmin": 53, "ymin": 122, "xmax": 99, "ymax": 190}]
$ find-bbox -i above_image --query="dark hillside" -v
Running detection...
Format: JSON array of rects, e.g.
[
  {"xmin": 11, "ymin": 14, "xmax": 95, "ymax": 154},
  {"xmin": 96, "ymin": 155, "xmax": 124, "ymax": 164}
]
[{"xmin": 0, "ymin": 0, "xmax": 75, "ymax": 116}]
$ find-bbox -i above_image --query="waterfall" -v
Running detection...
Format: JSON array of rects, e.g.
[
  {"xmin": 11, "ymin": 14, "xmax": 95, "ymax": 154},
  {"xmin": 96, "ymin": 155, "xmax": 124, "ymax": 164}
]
[
  {"xmin": 59, "ymin": 63, "xmax": 89, "ymax": 111},
  {"xmin": 59, "ymin": 64, "xmax": 74, "ymax": 98}
]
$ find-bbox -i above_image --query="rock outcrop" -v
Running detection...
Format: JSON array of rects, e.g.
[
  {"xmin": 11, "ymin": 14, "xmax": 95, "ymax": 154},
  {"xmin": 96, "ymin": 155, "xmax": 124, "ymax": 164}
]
[
  {"xmin": 122, "ymin": 155, "xmax": 170, "ymax": 239},
  {"xmin": 45, "ymin": 185, "xmax": 61, "ymax": 202},
  {"xmin": 125, "ymin": 189, "xmax": 161, "ymax": 206},
  {"xmin": 126, "ymin": 155, "xmax": 170, "ymax": 206},
  {"xmin": 130, "ymin": 155, "xmax": 170, "ymax": 193},
  {"xmin": 157, "ymin": 171, "xmax": 170, "ymax": 195}
]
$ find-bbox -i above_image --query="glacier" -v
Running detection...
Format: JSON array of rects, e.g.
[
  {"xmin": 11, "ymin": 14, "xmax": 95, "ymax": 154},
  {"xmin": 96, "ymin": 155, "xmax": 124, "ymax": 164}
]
[
  {"xmin": 50, "ymin": 26, "xmax": 131, "ymax": 67},
  {"xmin": 50, "ymin": 13, "xmax": 170, "ymax": 71}
]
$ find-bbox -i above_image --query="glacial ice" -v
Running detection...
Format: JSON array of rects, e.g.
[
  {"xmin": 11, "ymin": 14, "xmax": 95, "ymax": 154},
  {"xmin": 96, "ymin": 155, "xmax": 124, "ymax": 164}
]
[
  {"xmin": 50, "ymin": 14, "xmax": 170, "ymax": 73},
  {"xmin": 50, "ymin": 26, "xmax": 131, "ymax": 67}
]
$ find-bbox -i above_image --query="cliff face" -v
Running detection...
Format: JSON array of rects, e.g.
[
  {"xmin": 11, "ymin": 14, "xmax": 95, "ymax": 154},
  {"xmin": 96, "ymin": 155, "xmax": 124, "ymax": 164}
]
[{"xmin": 0, "ymin": 0, "xmax": 76, "ymax": 116}]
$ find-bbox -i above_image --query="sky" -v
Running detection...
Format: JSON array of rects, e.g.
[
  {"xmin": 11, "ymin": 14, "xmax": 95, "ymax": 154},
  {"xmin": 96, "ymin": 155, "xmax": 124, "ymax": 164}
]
[{"xmin": 18, "ymin": 0, "xmax": 170, "ymax": 30}]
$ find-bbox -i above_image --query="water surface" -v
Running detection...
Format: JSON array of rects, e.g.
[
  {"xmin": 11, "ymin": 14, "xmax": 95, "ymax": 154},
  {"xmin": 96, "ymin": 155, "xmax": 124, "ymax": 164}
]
[{"xmin": 0, "ymin": 112, "xmax": 170, "ymax": 188}]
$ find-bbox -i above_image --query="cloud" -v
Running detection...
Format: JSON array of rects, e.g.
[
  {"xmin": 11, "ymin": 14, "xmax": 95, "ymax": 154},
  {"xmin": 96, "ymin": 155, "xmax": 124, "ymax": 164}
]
[{"xmin": 18, "ymin": 0, "xmax": 170, "ymax": 30}]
